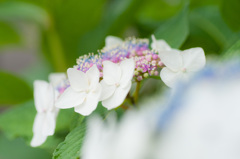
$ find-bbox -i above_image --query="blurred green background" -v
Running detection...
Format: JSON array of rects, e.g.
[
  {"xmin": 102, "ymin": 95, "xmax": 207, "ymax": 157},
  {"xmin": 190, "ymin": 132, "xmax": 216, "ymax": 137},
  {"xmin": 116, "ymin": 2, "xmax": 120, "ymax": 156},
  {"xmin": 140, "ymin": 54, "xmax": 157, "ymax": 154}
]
[{"xmin": 0, "ymin": 0, "xmax": 239, "ymax": 158}]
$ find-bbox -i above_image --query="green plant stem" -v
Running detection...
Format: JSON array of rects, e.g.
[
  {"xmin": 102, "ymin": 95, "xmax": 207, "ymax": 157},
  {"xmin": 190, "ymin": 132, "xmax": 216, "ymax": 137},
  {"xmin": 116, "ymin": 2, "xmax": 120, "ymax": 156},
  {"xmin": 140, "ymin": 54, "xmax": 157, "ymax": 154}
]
[
  {"xmin": 47, "ymin": 14, "xmax": 67, "ymax": 72},
  {"xmin": 134, "ymin": 81, "xmax": 141, "ymax": 104}
]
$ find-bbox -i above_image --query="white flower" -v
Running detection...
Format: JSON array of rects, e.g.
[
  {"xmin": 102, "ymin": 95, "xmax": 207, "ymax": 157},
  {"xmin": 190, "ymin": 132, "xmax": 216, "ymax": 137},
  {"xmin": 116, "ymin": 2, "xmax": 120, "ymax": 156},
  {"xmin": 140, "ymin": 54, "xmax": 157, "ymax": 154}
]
[
  {"xmin": 156, "ymin": 65, "xmax": 240, "ymax": 159},
  {"xmin": 56, "ymin": 65, "xmax": 102, "ymax": 116},
  {"xmin": 159, "ymin": 48, "xmax": 206, "ymax": 88},
  {"xmin": 31, "ymin": 73, "xmax": 66, "ymax": 147},
  {"xmin": 151, "ymin": 35, "xmax": 172, "ymax": 51},
  {"xmin": 100, "ymin": 59, "xmax": 135, "ymax": 109},
  {"xmin": 105, "ymin": 35, "xmax": 123, "ymax": 48},
  {"xmin": 81, "ymin": 110, "xmax": 156, "ymax": 159}
]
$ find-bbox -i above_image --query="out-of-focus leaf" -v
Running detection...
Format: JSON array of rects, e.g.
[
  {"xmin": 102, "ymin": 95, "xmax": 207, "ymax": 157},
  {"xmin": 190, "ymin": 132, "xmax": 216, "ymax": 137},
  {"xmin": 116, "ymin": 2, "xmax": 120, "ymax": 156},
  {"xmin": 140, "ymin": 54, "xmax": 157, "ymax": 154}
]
[
  {"xmin": 222, "ymin": 40, "xmax": 240, "ymax": 60},
  {"xmin": 0, "ymin": 71, "xmax": 32, "ymax": 105},
  {"xmin": 78, "ymin": 0, "xmax": 142, "ymax": 54},
  {"xmin": 0, "ymin": 100, "xmax": 35, "ymax": 139},
  {"xmin": 20, "ymin": 60, "xmax": 54, "ymax": 88},
  {"xmin": 189, "ymin": 6, "xmax": 240, "ymax": 51},
  {"xmin": 0, "ymin": 133, "xmax": 51, "ymax": 159},
  {"xmin": 221, "ymin": 0, "xmax": 240, "ymax": 31},
  {"xmin": 52, "ymin": 123, "xmax": 86, "ymax": 159},
  {"xmin": 0, "ymin": 22, "xmax": 20, "ymax": 47},
  {"xmin": 153, "ymin": 5, "xmax": 189, "ymax": 49},
  {"xmin": 0, "ymin": 1, "xmax": 49, "ymax": 27},
  {"xmin": 47, "ymin": 0, "xmax": 106, "ymax": 67},
  {"xmin": 0, "ymin": 100, "xmax": 73, "ymax": 151}
]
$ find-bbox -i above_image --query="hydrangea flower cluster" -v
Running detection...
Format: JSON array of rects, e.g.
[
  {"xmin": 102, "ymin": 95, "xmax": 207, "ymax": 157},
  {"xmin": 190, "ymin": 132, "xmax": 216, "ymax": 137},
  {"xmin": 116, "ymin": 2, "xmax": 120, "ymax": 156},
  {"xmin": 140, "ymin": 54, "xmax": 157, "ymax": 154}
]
[{"xmin": 30, "ymin": 35, "xmax": 206, "ymax": 147}]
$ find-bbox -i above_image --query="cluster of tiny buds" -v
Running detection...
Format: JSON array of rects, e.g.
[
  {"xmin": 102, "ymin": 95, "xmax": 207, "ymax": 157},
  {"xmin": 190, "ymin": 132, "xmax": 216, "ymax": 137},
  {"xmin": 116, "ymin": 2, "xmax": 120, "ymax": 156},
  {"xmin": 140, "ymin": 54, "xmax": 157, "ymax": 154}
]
[
  {"xmin": 74, "ymin": 37, "xmax": 164, "ymax": 82},
  {"xmin": 133, "ymin": 50, "xmax": 164, "ymax": 81}
]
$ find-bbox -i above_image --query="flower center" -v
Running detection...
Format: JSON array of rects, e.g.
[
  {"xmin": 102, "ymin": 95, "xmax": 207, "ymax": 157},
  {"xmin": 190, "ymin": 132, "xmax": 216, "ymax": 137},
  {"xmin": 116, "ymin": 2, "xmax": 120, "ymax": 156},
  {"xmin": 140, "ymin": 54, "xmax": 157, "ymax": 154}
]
[
  {"xmin": 85, "ymin": 89, "xmax": 90, "ymax": 94},
  {"xmin": 115, "ymin": 83, "xmax": 120, "ymax": 87},
  {"xmin": 182, "ymin": 68, "xmax": 187, "ymax": 73}
]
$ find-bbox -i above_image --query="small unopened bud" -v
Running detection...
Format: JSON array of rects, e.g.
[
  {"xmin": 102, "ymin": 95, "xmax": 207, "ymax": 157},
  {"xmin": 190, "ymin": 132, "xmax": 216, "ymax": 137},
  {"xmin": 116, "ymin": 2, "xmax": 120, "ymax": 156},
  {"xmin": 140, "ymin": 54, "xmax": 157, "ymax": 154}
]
[
  {"xmin": 150, "ymin": 70, "xmax": 155, "ymax": 75},
  {"xmin": 143, "ymin": 73, "xmax": 149, "ymax": 78},
  {"xmin": 158, "ymin": 61, "xmax": 164, "ymax": 67},
  {"xmin": 154, "ymin": 71, "xmax": 159, "ymax": 76},
  {"xmin": 137, "ymin": 76, "xmax": 143, "ymax": 81},
  {"xmin": 134, "ymin": 71, "xmax": 139, "ymax": 76}
]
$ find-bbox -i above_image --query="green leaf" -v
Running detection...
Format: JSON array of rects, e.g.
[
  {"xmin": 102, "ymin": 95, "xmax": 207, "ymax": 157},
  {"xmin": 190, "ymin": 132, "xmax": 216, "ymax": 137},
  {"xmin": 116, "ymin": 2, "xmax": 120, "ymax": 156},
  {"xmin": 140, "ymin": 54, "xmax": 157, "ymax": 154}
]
[
  {"xmin": 0, "ymin": 100, "xmax": 74, "ymax": 151},
  {"xmin": 0, "ymin": 1, "xmax": 49, "ymax": 26},
  {"xmin": 53, "ymin": 123, "xmax": 86, "ymax": 159},
  {"xmin": 222, "ymin": 40, "xmax": 240, "ymax": 60},
  {"xmin": 189, "ymin": 6, "xmax": 240, "ymax": 52},
  {"xmin": 221, "ymin": 0, "xmax": 240, "ymax": 31},
  {"xmin": 0, "ymin": 71, "xmax": 32, "ymax": 105},
  {"xmin": 153, "ymin": 4, "xmax": 189, "ymax": 49},
  {"xmin": 0, "ymin": 100, "xmax": 35, "ymax": 139},
  {"xmin": 78, "ymin": 0, "xmax": 141, "ymax": 54},
  {"xmin": 0, "ymin": 22, "xmax": 20, "ymax": 47},
  {"xmin": 0, "ymin": 133, "xmax": 51, "ymax": 159}
]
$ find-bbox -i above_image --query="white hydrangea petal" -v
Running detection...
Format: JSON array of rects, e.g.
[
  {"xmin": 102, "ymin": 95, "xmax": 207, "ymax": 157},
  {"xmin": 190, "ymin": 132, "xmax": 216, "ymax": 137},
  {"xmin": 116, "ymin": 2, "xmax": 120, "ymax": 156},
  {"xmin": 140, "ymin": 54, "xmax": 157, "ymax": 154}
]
[
  {"xmin": 151, "ymin": 35, "xmax": 171, "ymax": 51},
  {"xmin": 67, "ymin": 68, "xmax": 88, "ymax": 91},
  {"xmin": 105, "ymin": 36, "xmax": 123, "ymax": 47},
  {"xmin": 48, "ymin": 73, "xmax": 66, "ymax": 88},
  {"xmin": 102, "ymin": 81, "xmax": 131, "ymax": 110},
  {"xmin": 33, "ymin": 113, "xmax": 44, "ymax": 134},
  {"xmin": 100, "ymin": 80, "xmax": 116, "ymax": 101},
  {"xmin": 55, "ymin": 87, "xmax": 86, "ymax": 109},
  {"xmin": 159, "ymin": 50, "xmax": 182, "ymax": 72},
  {"xmin": 74, "ymin": 84, "xmax": 102, "ymax": 116},
  {"xmin": 119, "ymin": 59, "xmax": 135, "ymax": 87},
  {"xmin": 103, "ymin": 61, "xmax": 121, "ymax": 85},
  {"xmin": 30, "ymin": 132, "xmax": 47, "ymax": 147},
  {"xmin": 86, "ymin": 65, "xmax": 100, "ymax": 90},
  {"xmin": 34, "ymin": 80, "xmax": 54, "ymax": 112},
  {"xmin": 181, "ymin": 47, "xmax": 206, "ymax": 72},
  {"xmin": 160, "ymin": 67, "xmax": 183, "ymax": 88},
  {"xmin": 42, "ymin": 111, "xmax": 56, "ymax": 136}
]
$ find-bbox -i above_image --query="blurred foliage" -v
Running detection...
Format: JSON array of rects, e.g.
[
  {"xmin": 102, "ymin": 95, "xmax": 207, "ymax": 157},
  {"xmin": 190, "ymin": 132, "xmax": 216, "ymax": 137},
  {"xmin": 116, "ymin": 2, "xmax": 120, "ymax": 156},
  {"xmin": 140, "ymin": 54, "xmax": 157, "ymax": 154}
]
[
  {"xmin": 0, "ymin": 71, "xmax": 32, "ymax": 105},
  {"xmin": 0, "ymin": 133, "xmax": 51, "ymax": 159},
  {"xmin": 154, "ymin": 4, "xmax": 189, "ymax": 48},
  {"xmin": 0, "ymin": 0, "xmax": 240, "ymax": 158}
]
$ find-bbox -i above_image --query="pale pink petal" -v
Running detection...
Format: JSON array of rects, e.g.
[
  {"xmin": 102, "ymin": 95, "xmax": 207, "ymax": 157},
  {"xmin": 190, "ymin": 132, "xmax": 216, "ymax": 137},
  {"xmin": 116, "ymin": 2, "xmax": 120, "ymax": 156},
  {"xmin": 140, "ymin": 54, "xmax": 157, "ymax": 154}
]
[
  {"xmin": 55, "ymin": 87, "xmax": 86, "ymax": 109},
  {"xmin": 74, "ymin": 84, "xmax": 102, "ymax": 116},
  {"xmin": 48, "ymin": 73, "xmax": 66, "ymax": 88},
  {"xmin": 100, "ymin": 80, "xmax": 116, "ymax": 101},
  {"xmin": 160, "ymin": 67, "xmax": 183, "ymax": 88},
  {"xmin": 67, "ymin": 68, "xmax": 88, "ymax": 91},
  {"xmin": 102, "ymin": 81, "xmax": 131, "ymax": 110},
  {"xmin": 30, "ymin": 132, "xmax": 47, "ymax": 147},
  {"xmin": 105, "ymin": 36, "xmax": 123, "ymax": 47},
  {"xmin": 103, "ymin": 61, "xmax": 121, "ymax": 85},
  {"xmin": 86, "ymin": 65, "xmax": 100, "ymax": 90},
  {"xmin": 181, "ymin": 47, "xmax": 206, "ymax": 72},
  {"xmin": 119, "ymin": 59, "xmax": 135, "ymax": 87},
  {"xmin": 34, "ymin": 80, "xmax": 54, "ymax": 112},
  {"xmin": 159, "ymin": 50, "xmax": 182, "ymax": 72}
]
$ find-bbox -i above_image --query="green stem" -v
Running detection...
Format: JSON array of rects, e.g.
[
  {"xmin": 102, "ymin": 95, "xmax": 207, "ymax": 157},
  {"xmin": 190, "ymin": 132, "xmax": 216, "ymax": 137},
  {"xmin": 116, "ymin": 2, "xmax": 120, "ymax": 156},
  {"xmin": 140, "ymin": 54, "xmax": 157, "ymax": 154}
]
[
  {"xmin": 47, "ymin": 15, "xmax": 67, "ymax": 72},
  {"xmin": 134, "ymin": 81, "xmax": 141, "ymax": 104}
]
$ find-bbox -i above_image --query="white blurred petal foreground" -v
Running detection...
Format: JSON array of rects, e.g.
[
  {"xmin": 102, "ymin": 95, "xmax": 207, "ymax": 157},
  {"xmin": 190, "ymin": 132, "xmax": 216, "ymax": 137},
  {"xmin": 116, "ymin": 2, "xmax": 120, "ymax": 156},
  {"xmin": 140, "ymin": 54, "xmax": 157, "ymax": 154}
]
[
  {"xmin": 56, "ymin": 65, "xmax": 102, "ymax": 116},
  {"xmin": 100, "ymin": 59, "xmax": 135, "ymax": 109},
  {"xmin": 81, "ymin": 110, "xmax": 156, "ymax": 159},
  {"xmin": 156, "ymin": 64, "xmax": 240, "ymax": 159},
  {"xmin": 31, "ymin": 73, "xmax": 66, "ymax": 147},
  {"xmin": 82, "ymin": 63, "xmax": 240, "ymax": 159}
]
